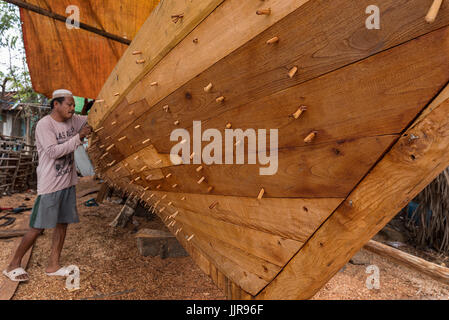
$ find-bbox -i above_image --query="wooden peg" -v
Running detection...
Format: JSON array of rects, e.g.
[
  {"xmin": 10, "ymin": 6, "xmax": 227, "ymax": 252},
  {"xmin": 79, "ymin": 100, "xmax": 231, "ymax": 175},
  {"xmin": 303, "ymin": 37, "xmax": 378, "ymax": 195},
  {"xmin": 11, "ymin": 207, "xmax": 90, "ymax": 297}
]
[
  {"xmin": 134, "ymin": 177, "xmax": 141, "ymax": 182},
  {"xmin": 132, "ymin": 50, "xmax": 142, "ymax": 55},
  {"xmin": 216, "ymin": 96, "xmax": 225, "ymax": 103},
  {"xmin": 266, "ymin": 36, "xmax": 279, "ymax": 44},
  {"xmin": 187, "ymin": 234, "xmax": 195, "ymax": 242},
  {"xmin": 196, "ymin": 166, "xmax": 203, "ymax": 172},
  {"xmin": 130, "ymin": 169, "xmax": 136, "ymax": 173},
  {"xmin": 175, "ymin": 228, "xmax": 181, "ymax": 235},
  {"xmin": 106, "ymin": 144, "xmax": 115, "ymax": 151},
  {"xmin": 172, "ymin": 211, "xmax": 179, "ymax": 218},
  {"xmin": 288, "ymin": 66, "xmax": 298, "ymax": 78},
  {"xmin": 140, "ymin": 165, "xmax": 148, "ymax": 172},
  {"xmin": 150, "ymin": 82, "xmax": 158, "ymax": 86},
  {"xmin": 144, "ymin": 187, "xmax": 149, "ymax": 191},
  {"xmin": 304, "ymin": 131, "xmax": 318, "ymax": 143},
  {"xmin": 95, "ymin": 100, "xmax": 105, "ymax": 103},
  {"xmin": 256, "ymin": 8, "xmax": 271, "ymax": 15},
  {"xmin": 114, "ymin": 93, "xmax": 120, "ymax": 96},
  {"xmin": 150, "ymin": 194, "xmax": 155, "ymax": 198},
  {"xmin": 134, "ymin": 156, "xmax": 139, "ymax": 160},
  {"xmin": 94, "ymin": 127, "xmax": 104, "ymax": 133},
  {"xmin": 155, "ymin": 159, "xmax": 162, "ymax": 165},
  {"xmin": 156, "ymin": 184, "xmax": 161, "ymax": 189},
  {"xmin": 293, "ymin": 106, "xmax": 307, "ymax": 119},
  {"xmin": 107, "ymin": 160, "xmax": 116, "ymax": 167},
  {"xmin": 145, "ymin": 174, "xmax": 153, "ymax": 180},
  {"xmin": 171, "ymin": 13, "xmax": 184, "ymax": 23},
  {"xmin": 100, "ymin": 152, "xmax": 109, "ymax": 159},
  {"xmin": 181, "ymin": 197, "xmax": 186, "ymax": 201},
  {"xmin": 207, "ymin": 186, "xmax": 214, "ymax": 193},
  {"xmin": 172, "ymin": 184, "xmax": 178, "ymax": 188},
  {"xmin": 190, "ymin": 152, "xmax": 195, "ymax": 160},
  {"xmin": 193, "ymin": 38, "xmax": 199, "ymax": 44},
  {"xmin": 163, "ymin": 105, "xmax": 169, "ymax": 112},
  {"xmin": 209, "ymin": 201, "xmax": 219, "ymax": 209},
  {"xmin": 128, "ymin": 111, "xmax": 134, "ymax": 115},
  {"xmin": 99, "ymin": 145, "xmax": 105, "ymax": 149},
  {"xmin": 113, "ymin": 167, "xmax": 122, "ymax": 173},
  {"xmin": 166, "ymin": 173, "xmax": 172, "ymax": 178},
  {"xmin": 204, "ymin": 83, "xmax": 213, "ymax": 92},
  {"xmin": 168, "ymin": 202, "xmax": 173, "ymax": 206},
  {"xmin": 142, "ymin": 138, "xmax": 151, "ymax": 144},
  {"xmin": 159, "ymin": 207, "xmax": 166, "ymax": 213},
  {"xmin": 226, "ymin": 123, "xmax": 232, "ymax": 129},
  {"xmin": 105, "ymin": 136, "xmax": 111, "ymax": 140},
  {"xmin": 111, "ymin": 121, "xmax": 117, "ymax": 126},
  {"xmin": 136, "ymin": 59, "xmax": 146, "ymax": 64},
  {"xmin": 118, "ymin": 136, "xmax": 127, "ymax": 141},
  {"xmin": 197, "ymin": 176, "xmax": 206, "ymax": 184},
  {"xmin": 174, "ymin": 120, "xmax": 180, "ymax": 126},
  {"xmin": 155, "ymin": 200, "xmax": 160, "ymax": 206},
  {"xmin": 257, "ymin": 188, "xmax": 265, "ymax": 200},
  {"xmin": 426, "ymin": 0, "xmax": 443, "ymax": 23}
]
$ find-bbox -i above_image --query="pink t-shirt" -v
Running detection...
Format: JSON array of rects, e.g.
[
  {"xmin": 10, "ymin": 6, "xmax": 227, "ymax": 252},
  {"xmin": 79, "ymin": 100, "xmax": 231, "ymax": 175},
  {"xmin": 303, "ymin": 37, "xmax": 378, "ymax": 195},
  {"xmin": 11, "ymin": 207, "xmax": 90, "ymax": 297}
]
[{"xmin": 35, "ymin": 114, "xmax": 88, "ymax": 195}]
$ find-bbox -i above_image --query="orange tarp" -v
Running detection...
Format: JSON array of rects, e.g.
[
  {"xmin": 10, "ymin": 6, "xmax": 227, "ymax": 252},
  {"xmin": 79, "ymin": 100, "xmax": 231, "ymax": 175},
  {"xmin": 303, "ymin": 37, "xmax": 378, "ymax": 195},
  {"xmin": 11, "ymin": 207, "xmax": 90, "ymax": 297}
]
[{"xmin": 20, "ymin": 0, "xmax": 159, "ymax": 99}]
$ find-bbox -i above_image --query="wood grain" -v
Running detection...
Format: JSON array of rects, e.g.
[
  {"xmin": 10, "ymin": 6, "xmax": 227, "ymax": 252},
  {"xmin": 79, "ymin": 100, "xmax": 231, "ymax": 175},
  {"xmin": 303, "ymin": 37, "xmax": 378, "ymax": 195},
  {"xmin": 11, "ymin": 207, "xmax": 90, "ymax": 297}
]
[{"xmin": 257, "ymin": 87, "xmax": 449, "ymax": 299}]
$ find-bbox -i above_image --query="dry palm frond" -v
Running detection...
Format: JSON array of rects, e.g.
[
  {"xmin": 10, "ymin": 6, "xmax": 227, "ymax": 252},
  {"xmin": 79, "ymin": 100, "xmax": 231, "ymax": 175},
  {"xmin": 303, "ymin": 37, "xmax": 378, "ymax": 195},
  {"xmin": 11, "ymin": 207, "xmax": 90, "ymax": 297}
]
[{"xmin": 405, "ymin": 167, "xmax": 449, "ymax": 253}]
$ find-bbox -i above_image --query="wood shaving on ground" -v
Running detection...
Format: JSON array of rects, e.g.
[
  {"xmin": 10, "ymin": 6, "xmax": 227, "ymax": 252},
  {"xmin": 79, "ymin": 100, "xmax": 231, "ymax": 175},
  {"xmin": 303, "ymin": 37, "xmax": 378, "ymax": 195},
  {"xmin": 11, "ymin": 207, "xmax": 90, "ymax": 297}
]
[{"xmin": 1, "ymin": 177, "xmax": 449, "ymax": 300}]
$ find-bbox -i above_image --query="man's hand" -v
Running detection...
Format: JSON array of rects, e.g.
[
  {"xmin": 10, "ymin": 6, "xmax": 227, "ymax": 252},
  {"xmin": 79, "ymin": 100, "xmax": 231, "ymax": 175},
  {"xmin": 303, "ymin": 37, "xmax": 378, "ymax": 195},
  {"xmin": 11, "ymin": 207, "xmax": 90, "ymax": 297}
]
[{"xmin": 79, "ymin": 125, "xmax": 93, "ymax": 140}]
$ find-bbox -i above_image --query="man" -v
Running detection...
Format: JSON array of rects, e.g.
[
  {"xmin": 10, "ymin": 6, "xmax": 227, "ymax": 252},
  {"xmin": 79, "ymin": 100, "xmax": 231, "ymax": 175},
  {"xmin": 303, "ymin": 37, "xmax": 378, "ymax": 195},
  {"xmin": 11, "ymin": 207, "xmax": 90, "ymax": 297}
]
[{"xmin": 3, "ymin": 89, "xmax": 93, "ymax": 282}]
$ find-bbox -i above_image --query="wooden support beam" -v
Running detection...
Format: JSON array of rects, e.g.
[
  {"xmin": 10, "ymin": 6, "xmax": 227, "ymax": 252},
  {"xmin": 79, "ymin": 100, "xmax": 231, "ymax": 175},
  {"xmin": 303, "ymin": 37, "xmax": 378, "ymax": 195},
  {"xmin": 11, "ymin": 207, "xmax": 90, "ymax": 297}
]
[
  {"xmin": 364, "ymin": 240, "xmax": 449, "ymax": 285},
  {"xmin": 257, "ymin": 88, "xmax": 449, "ymax": 299},
  {"xmin": 4, "ymin": 0, "xmax": 131, "ymax": 45}
]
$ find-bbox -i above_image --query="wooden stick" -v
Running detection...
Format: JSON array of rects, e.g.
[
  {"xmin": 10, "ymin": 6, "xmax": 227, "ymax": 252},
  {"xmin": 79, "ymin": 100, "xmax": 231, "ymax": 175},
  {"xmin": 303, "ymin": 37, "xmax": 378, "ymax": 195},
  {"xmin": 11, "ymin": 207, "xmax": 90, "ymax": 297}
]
[
  {"xmin": 304, "ymin": 131, "xmax": 318, "ymax": 143},
  {"xmin": 136, "ymin": 59, "xmax": 146, "ymax": 64},
  {"xmin": 106, "ymin": 144, "xmax": 115, "ymax": 151},
  {"xmin": 288, "ymin": 66, "xmax": 298, "ymax": 78},
  {"xmin": 142, "ymin": 138, "xmax": 151, "ymax": 144},
  {"xmin": 174, "ymin": 120, "xmax": 180, "ymax": 126},
  {"xmin": 207, "ymin": 186, "xmax": 214, "ymax": 193},
  {"xmin": 266, "ymin": 36, "xmax": 279, "ymax": 44},
  {"xmin": 197, "ymin": 176, "xmax": 206, "ymax": 184},
  {"xmin": 257, "ymin": 188, "xmax": 265, "ymax": 200},
  {"xmin": 216, "ymin": 96, "xmax": 225, "ymax": 103},
  {"xmin": 132, "ymin": 50, "xmax": 142, "ymax": 55},
  {"xmin": 166, "ymin": 173, "xmax": 172, "ymax": 178},
  {"xmin": 134, "ymin": 125, "xmax": 141, "ymax": 129},
  {"xmin": 196, "ymin": 166, "xmax": 203, "ymax": 172},
  {"xmin": 118, "ymin": 136, "xmax": 127, "ymax": 142},
  {"xmin": 150, "ymin": 82, "xmax": 158, "ymax": 86},
  {"xmin": 172, "ymin": 184, "xmax": 178, "ymax": 188},
  {"xmin": 111, "ymin": 121, "xmax": 117, "ymax": 126},
  {"xmin": 140, "ymin": 166, "xmax": 148, "ymax": 172},
  {"xmin": 100, "ymin": 152, "xmax": 109, "ymax": 160},
  {"xmin": 426, "ymin": 0, "xmax": 443, "ymax": 23},
  {"xmin": 204, "ymin": 83, "xmax": 213, "ymax": 92},
  {"xmin": 256, "ymin": 8, "xmax": 271, "ymax": 15},
  {"xmin": 187, "ymin": 234, "xmax": 195, "ymax": 241},
  {"xmin": 293, "ymin": 106, "xmax": 307, "ymax": 119},
  {"xmin": 364, "ymin": 240, "xmax": 449, "ymax": 285},
  {"xmin": 94, "ymin": 127, "xmax": 104, "ymax": 133},
  {"xmin": 209, "ymin": 201, "xmax": 219, "ymax": 209},
  {"xmin": 107, "ymin": 160, "xmax": 116, "ymax": 167}
]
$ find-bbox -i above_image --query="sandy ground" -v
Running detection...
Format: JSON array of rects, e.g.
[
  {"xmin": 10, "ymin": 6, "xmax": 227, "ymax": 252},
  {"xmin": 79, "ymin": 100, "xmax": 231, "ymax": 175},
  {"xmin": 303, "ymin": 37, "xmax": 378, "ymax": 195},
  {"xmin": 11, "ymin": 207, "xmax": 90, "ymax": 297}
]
[{"xmin": 1, "ymin": 177, "xmax": 449, "ymax": 300}]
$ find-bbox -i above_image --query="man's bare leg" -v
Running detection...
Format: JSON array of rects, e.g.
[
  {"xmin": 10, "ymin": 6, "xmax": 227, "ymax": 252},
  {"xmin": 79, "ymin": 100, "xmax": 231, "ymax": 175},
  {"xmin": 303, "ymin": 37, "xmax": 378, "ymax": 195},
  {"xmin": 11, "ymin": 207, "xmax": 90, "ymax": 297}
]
[
  {"xmin": 46, "ymin": 223, "xmax": 68, "ymax": 273},
  {"xmin": 6, "ymin": 228, "xmax": 43, "ymax": 280}
]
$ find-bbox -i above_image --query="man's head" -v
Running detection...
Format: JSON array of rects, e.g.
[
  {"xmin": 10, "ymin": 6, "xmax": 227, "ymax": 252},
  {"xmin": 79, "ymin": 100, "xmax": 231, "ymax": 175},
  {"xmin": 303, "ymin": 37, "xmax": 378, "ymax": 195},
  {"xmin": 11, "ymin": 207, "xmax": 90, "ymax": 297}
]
[{"xmin": 51, "ymin": 89, "xmax": 75, "ymax": 121}]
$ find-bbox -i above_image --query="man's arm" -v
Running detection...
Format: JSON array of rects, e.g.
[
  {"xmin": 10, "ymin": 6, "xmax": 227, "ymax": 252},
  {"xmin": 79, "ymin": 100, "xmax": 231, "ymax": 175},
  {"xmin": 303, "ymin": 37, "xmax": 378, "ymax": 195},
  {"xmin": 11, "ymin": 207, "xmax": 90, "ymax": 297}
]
[{"xmin": 36, "ymin": 122, "xmax": 91, "ymax": 159}]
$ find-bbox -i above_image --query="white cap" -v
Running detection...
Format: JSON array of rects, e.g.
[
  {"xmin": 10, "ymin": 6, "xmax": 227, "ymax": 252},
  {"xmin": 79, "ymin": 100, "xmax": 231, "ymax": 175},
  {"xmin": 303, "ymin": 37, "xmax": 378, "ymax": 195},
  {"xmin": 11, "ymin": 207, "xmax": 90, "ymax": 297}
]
[{"xmin": 52, "ymin": 89, "xmax": 73, "ymax": 99}]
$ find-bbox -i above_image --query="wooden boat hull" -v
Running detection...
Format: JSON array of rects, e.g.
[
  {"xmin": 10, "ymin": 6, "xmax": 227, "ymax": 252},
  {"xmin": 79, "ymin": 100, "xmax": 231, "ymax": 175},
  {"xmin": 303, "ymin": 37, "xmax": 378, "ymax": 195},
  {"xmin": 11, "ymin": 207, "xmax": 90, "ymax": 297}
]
[{"xmin": 88, "ymin": 0, "xmax": 449, "ymax": 299}]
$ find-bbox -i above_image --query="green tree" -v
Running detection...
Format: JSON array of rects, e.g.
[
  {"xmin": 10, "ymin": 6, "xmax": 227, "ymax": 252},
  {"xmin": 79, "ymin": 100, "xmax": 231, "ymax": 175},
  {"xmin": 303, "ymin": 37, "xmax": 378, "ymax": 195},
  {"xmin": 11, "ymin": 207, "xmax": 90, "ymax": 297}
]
[{"xmin": 0, "ymin": 0, "xmax": 44, "ymax": 103}]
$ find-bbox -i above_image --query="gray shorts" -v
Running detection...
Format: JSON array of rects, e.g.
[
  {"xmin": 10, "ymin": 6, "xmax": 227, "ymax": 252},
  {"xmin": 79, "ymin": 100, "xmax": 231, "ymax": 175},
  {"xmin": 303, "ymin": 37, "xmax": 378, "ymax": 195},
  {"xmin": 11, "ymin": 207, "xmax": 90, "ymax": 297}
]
[{"xmin": 29, "ymin": 186, "xmax": 79, "ymax": 229}]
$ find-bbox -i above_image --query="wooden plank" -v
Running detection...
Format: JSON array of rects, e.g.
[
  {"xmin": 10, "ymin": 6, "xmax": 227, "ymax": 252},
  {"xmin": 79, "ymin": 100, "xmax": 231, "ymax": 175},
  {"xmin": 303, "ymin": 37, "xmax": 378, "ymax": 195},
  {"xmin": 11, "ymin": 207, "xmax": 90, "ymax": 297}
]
[
  {"xmin": 256, "ymin": 82, "xmax": 449, "ymax": 299},
  {"xmin": 0, "ymin": 216, "xmax": 32, "ymax": 300},
  {"xmin": 364, "ymin": 240, "xmax": 449, "ymax": 285},
  {"xmin": 171, "ymin": 206, "xmax": 301, "ymax": 266},
  {"xmin": 0, "ymin": 230, "xmax": 28, "ymax": 239},
  {"xmin": 106, "ymin": 135, "xmax": 397, "ymax": 198},
  {"xmin": 148, "ymin": 191, "xmax": 342, "ymax": 242},
  {"xmin": 89, "ymin": 0, "xmax": 227, "ymax": 128},
  {"xmin": 94, "ymin": 0, "xmax": 449, "ymax": 151},
  {"xmin": 91, "ymin": 24, "xmax": 449, "ymax": 178}
]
